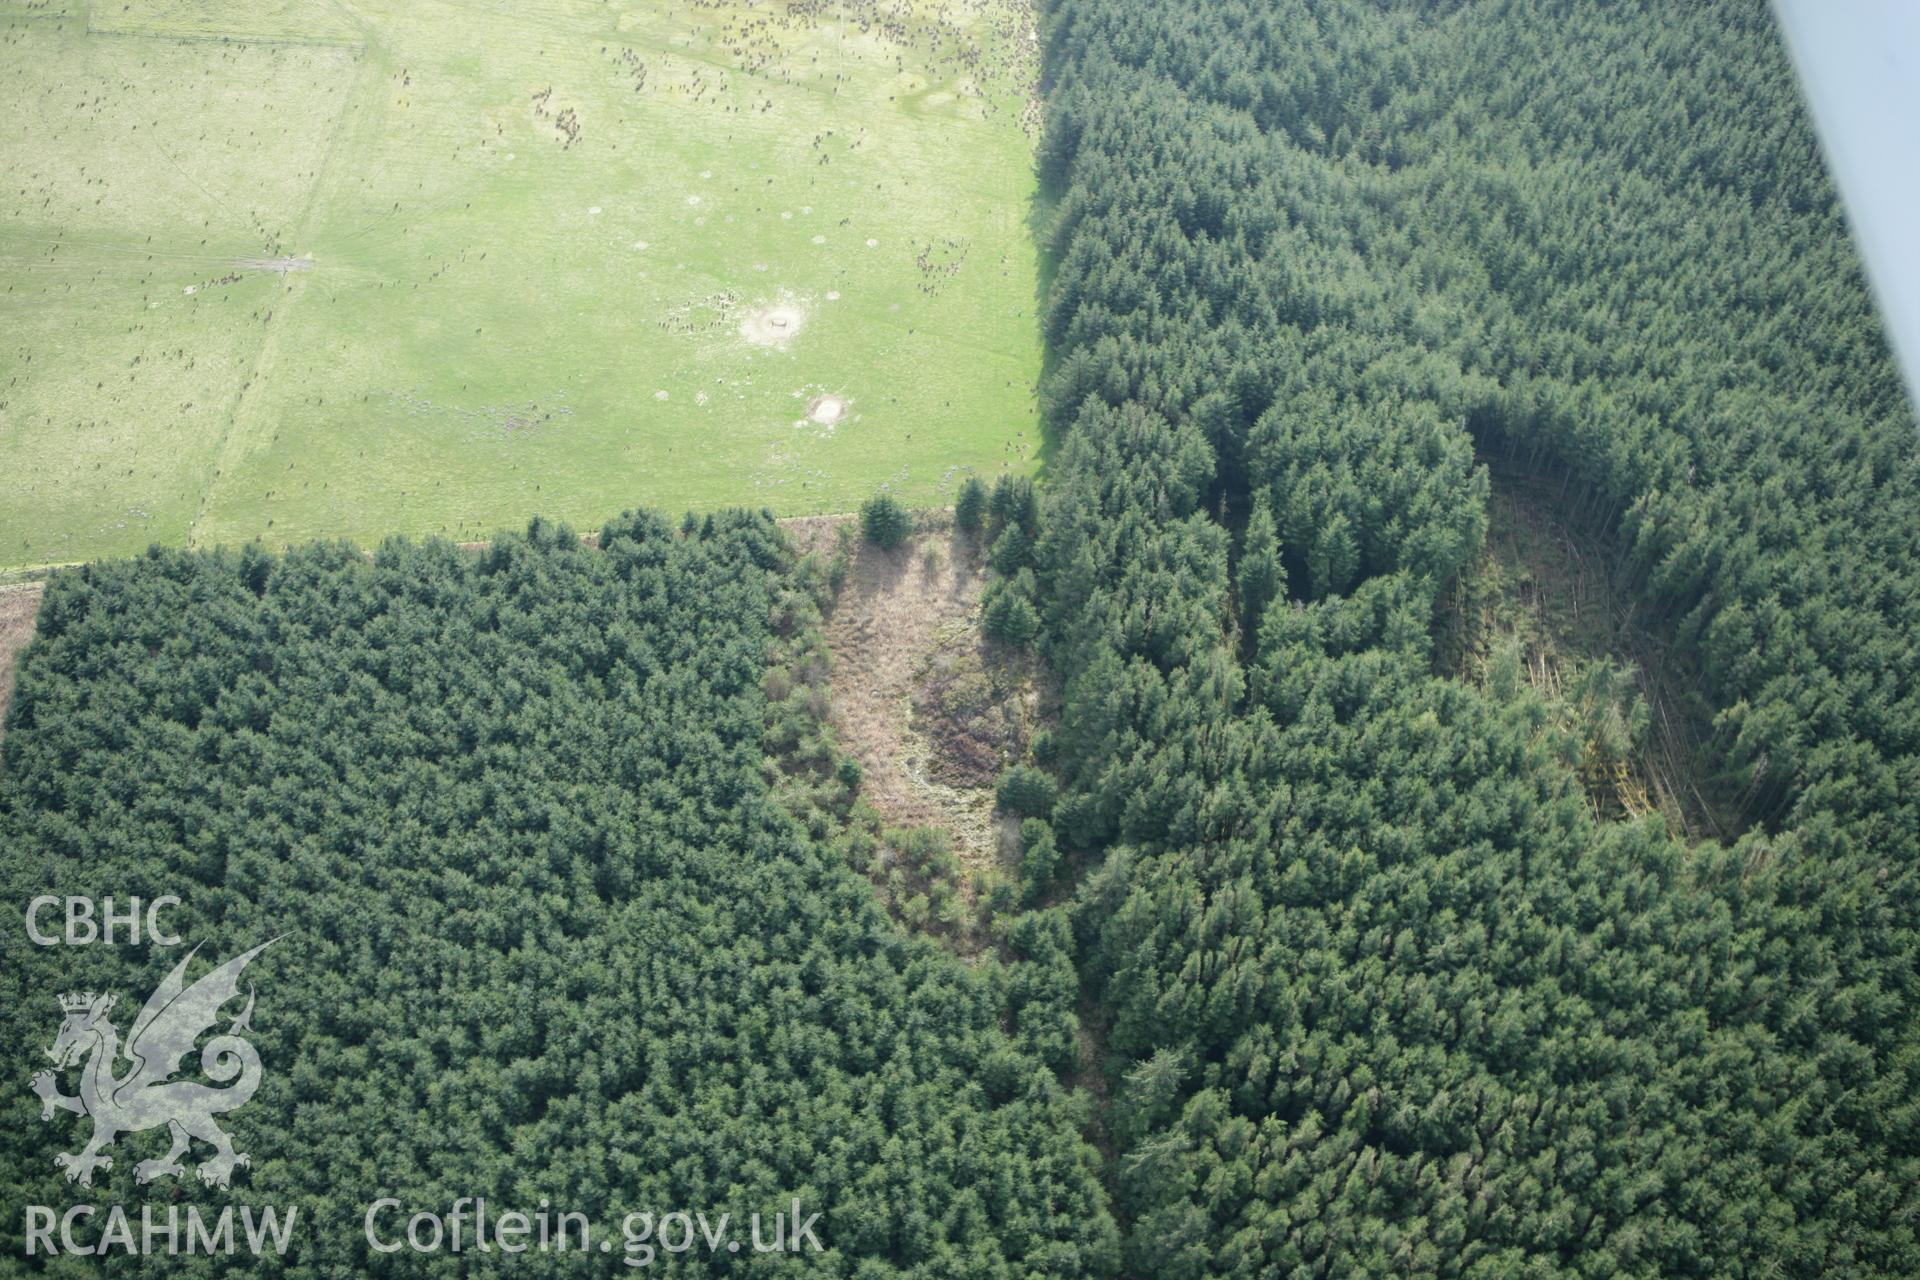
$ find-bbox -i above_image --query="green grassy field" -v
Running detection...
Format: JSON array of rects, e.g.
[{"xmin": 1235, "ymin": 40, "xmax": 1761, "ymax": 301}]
[{"xmin": 0, "ymin": 0, "xmax": 1044, "ymax": 568}]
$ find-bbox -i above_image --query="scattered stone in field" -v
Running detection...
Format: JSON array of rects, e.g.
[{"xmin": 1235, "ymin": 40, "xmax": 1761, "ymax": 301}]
[
  {"xmin": 826, "ymin": 290, "xmax": 840, "ymax": 300},
  {"xmin": 686, "ymin": 194, "xmax": 701, "ymax": 205},
  {"xmin": 659, "ymin": 289, "xmax": 739, "ymax": 335},
  {"xmin": 589, "ymin": 206, "xmax": 602, "ymax": 214},
  {"xmin": 654, "ymin": 389, "xmax": 669, "ymax": 400},
  {"xmin": 807, "ymin": 393, "xmax": 848, "ymax": 425},
  {"xmin": 633, "ymin": 240, "xmax": 649, "ymax": 250},
  {"xmin": 235, "ymin": 255, "xmax": 314, "ymax": 275},
  {"xmin": 812, "ymin": 235, "xmax": 826, "ymax": 244},
  {"xmin": 866, "ymin": 238, "xmax": 878, "ymax": 246}
]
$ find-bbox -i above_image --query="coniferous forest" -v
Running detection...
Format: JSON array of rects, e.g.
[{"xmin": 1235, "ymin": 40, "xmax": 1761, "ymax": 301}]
[
  {"xmin": 1, "ymin": 521, "xmax": 1117, "ymax": 1274},
  {"xmin": 1014, "ymin": 0, "xmax": 1918, "ymax": 1273},
  {"xmin": 3, "ymin": 0, "xmax": 1917, "ymax": 1277}
]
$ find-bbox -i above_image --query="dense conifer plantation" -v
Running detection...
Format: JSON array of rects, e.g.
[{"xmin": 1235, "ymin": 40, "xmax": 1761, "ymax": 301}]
[
  {"xmin": 1016, "ymin": 0, "xmax": 1919, "ymax": 1274},
  {"xmin": 0, "ymin": 518, "xmax": 1117, "ymax": 1276},
  {"xmin": 3, "ymin": 2, "xmax": 1916, "ymax": 1277}
]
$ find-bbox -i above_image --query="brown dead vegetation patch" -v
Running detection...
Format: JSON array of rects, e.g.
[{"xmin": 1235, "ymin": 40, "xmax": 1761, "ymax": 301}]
[
  {"xmin": 0, "ymin": 582, "xmax": 45, "ymax": 742},
  {"xmin": 796, "ymin": 513, "xmax": 1038, "ymax": 877},
  {"xmin": 912, "ymin": 634, "xmax": 1028, "ymax": 787}
]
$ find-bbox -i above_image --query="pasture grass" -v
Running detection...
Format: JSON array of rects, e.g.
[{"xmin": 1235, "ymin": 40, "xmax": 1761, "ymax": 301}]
[{"xmin": 0, "ymin": 0, "xmax": 1044, "ymax": 567}]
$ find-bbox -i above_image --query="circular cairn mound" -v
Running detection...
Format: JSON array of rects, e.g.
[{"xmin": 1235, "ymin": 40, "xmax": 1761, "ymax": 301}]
[
  {"xmin": 740, "ymin": 303, "xmax": 805, "ymax": 347},
  {"xmin": 807, "ymin": 394, "xmax": 848, "ymax": 425}
]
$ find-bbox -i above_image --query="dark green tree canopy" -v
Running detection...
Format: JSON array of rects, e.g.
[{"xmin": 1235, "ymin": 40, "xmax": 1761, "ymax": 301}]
[
  {"xmin": 0, "ymin": 518, "xmax": 1119, "ymax": 1277},
  {"xmin": 860, "ymin": 494, "xmax": 914, "ymax": 549},
  {"xmin": 1023, "ymin": 0, "xmax": 1920, "ymax": 1274}
]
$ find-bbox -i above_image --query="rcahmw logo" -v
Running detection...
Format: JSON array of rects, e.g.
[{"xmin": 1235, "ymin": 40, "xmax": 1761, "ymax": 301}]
[
  {"xmin": 25, "ymin": 894, "xmax": 182, "ymax": 946},
  {"xmin": 22, "ymin": 940, "xmax": 300, "ymax": 1259}
]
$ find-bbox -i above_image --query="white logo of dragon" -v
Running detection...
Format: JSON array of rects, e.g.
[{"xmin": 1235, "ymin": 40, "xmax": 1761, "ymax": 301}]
[{"xmin": 30, "ymin": 941, "xmax": 276, "ymax": 1189}]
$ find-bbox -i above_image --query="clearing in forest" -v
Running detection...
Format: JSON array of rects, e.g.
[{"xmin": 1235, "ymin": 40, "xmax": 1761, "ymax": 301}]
[
  {"xmin": 1439, "ymin": 462, "xmax": 1750, "ymax": 842},
  {"xmin": 0, "ymin": 582, "xmax": 41, "ymax": 736},
  {"xmin": 0, "ymin": 0, "xmax": 1045, "ymax": 569},
  {"xmin": 791, "ymin": 512, "xmax": 1040, "ymax": 880}
]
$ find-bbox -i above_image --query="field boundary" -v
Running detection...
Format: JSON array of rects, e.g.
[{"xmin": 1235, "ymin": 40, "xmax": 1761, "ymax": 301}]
[
  {"xmin": 83, "ymin": 0, "xmax": 366, "ymax": 47},
  {"xmin": 185, "ymin": 24, "xmax": 373, "ymax": 547},
  {"xmin": 80, "ymin": 23, "xmax": 362, "ymax": 48},
  {"xmin": 5, "ymin": 0, "xmax": 1046, "ymax": 562}
]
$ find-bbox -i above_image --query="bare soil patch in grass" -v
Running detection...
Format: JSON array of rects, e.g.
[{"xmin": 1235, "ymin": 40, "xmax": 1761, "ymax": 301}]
[
  {"xmin": 740, "ymin": 301, "xmax": 806, "ymax": 347},
  {"xmin": 806, "ymin": 393, "xmax": 848, "ymax": 426}
]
